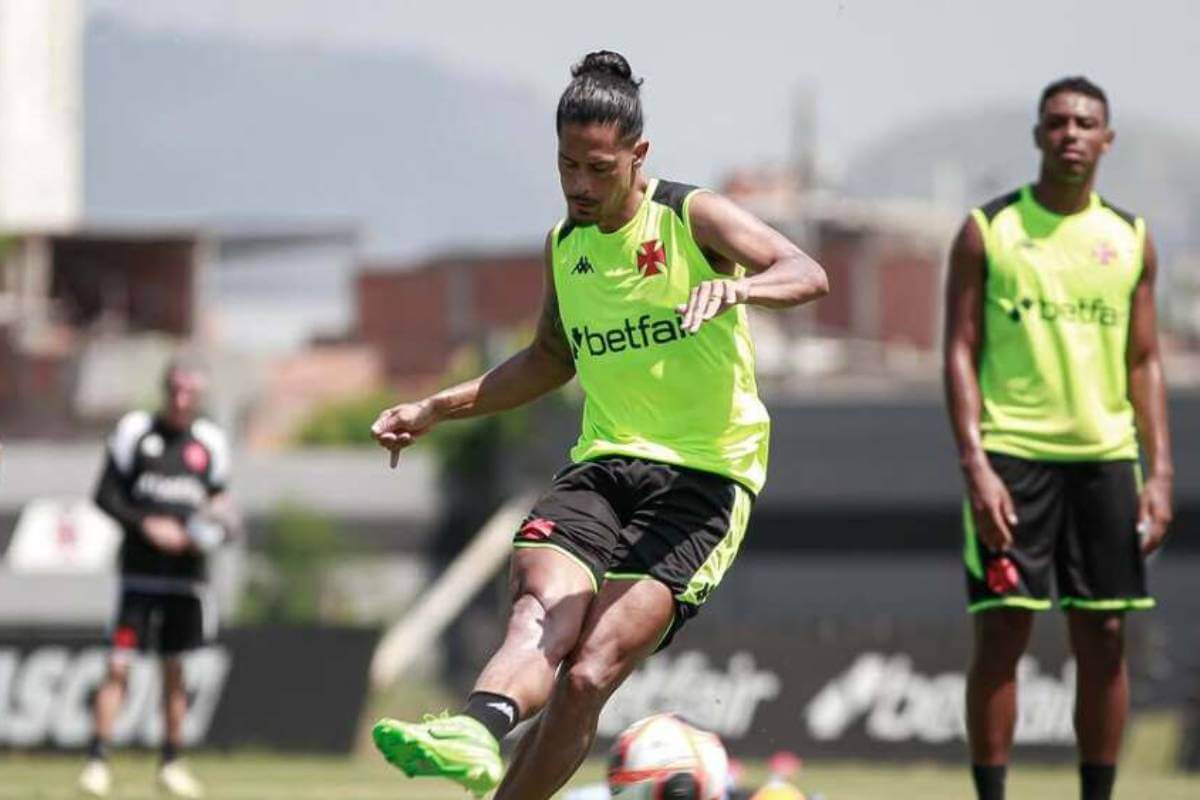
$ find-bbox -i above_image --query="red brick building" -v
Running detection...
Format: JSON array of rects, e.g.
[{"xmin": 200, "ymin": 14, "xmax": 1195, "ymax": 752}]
[
  {"xmin": 355, "ymin": 192, "xmax": 954, "ymax": 384},
  {"xmin": 357, "ymin": 251, "xmax": 543, "ymax": 380}
]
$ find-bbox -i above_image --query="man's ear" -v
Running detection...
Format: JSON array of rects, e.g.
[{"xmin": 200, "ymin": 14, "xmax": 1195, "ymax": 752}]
[{"xmin": 633, "ymin": 138, "xmax": 650, "ymax": 167}]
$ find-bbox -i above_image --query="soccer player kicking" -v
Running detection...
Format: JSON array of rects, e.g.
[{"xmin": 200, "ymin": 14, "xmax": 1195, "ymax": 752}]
[
  {"xmin": 79, "ymin": 359, "xmax": 234, "ymax": 799},
  {"xmin": 944, "ymin": 77, "xmax": 1173, "ymax": 800},
  {"xmin": 370, "ymin": 51, "xmax": 828, "ymax": 799}
]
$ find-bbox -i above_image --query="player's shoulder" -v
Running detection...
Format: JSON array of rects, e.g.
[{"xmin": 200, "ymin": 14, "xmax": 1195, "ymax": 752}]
[
  {"xmin": 650, "ymin": 178, "xmax": 708, "ymax": 220},
  {"xmin": 113, "ymin": 409, "xmax": 154, "ymax": 437},
  {"xmin": 553, "ymin": 218, "xmax": 577, "ymax": 246},
  {"xmin": 190, "ymin": 417, "xmax": 232, "ymax": 485},
  {"xmin": 974, "ymin": 187, "xmax": 1024, "ymax": 224},
  {"xmin": 1096, "ymin": 195, "xmax": 1142, "ymax": 234},
  {"xmin": 190, "ymin": 417, "xmax": 229, "ymax": 453},
  {"xmin": 108, "ymin": 410, "xmax": 155, "ymax": 473}
]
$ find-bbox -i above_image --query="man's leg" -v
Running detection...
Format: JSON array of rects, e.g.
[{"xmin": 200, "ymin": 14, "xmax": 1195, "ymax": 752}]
[
  {"xmin": 79, "ymin": 658, "xmax": 127, "ymax": 796},
  {"xmin": 91, "ymin": 658, "xmax": 128, "ymax": 758},
  {"xmin": 1068, "ymin": 610, "xmax": 1126, "ymax": 800},
  {"xmin": 81, "ymin": 587, "xmax": 145, "ymax": 799},
  {"xmin": 967, "ymin": 608, "xmax": 1034, "ymax": 800},
  {"xmin": 471, "ymin": 548, "xmax": 596, "ymax": 721},
  {"xmin": 155, "ymin": 590, "xmax": 211, "ymax": 800},
  {"xmin": 162, "ymin": 657, "xmax": 188, "ymax": 763},
  {"xmin": 78, "ymin": 662, "xmax": 125, "ymax": 796},
  {"xmin": 493, "ymin": 576, "xmax": 675, "ymax": 800},
  {"xmin": 373, "ymin": 547, "xmax": 595, "ymax": 794},
  {"xmin": 155, "ymin": 655, "xmax": 204, "ymax": 799}
]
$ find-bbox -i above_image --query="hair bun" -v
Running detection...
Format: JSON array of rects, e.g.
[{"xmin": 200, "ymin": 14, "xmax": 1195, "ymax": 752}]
[{"xmin": 571, "ymin": 50, "xmax": 642, "ymax": 88}]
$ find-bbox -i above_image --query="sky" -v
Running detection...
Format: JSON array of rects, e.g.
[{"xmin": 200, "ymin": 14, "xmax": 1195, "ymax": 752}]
[{"xmin": 92, "ymin": 0, "xmax": 1200, "ymax": 186}]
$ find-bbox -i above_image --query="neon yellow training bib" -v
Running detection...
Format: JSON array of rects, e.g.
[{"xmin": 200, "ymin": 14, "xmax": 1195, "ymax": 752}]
[
  {"xmin": 972, "ymin": 185, "xmax": 1145, "ymax": 461},
  {"xmin": 551, "ymin": 179, "xmax": 770, "ymax": 493}
]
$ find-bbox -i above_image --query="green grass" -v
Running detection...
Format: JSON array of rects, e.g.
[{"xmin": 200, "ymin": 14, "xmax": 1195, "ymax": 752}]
[{"xmin": 3, "ymin": 715, "xmax": 1197, "ymax": 799}]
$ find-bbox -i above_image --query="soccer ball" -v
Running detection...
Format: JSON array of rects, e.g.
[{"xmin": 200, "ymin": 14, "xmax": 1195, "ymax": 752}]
[{"xmin": 608, "ymin": 714, "xmax": 729, "ymax": 800}]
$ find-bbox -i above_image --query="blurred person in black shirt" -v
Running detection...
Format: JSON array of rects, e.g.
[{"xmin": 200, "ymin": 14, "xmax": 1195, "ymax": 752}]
[{"xmin": 78, "ymin": 358, "xmax": 233, "ymax": 799}]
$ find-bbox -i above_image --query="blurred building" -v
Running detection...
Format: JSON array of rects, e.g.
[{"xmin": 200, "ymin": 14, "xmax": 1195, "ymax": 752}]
[
  {"xmin": 351, "ymin": 177, "xmax": 959, "ymax": 388},
  {"xmin": 357, "ymin": 250, "xmax": 542, "ymax": 382},
  {"xmin": 0, "ymin": 2, "xmax": 369, "ymax": 438},
  {"xmin": 0, "ymin": 229, "xmax": 200, "ymax": 434},
  {"xmin": 725, "ymin": 170, "xmax": 957, "ymax": 364},
  {"xmin": 0, "ymin": 225, "xmax": 363, "ymax": 438}
]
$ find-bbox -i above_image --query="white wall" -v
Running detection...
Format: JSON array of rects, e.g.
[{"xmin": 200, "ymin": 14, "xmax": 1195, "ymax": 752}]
[{"xmin": 0, "ymin": 0, "xmax": 82, "ymax": 229}]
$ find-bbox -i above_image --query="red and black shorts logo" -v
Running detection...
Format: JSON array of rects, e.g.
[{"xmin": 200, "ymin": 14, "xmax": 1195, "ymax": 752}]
[{"xmin": 113, "ymin": 625, "xmax": 139, "ymax": 650}]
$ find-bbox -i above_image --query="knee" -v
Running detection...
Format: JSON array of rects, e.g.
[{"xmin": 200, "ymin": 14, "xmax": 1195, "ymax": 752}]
[
  {"xmin": 970, "ymin": 647, "xmax": 1022, "ymax": 683},
  {"xmin": 1075, "ymin": 615, "xmax": 1125, "ymax": 667},
  {"xmin": 563, "ymin": 653, "xmax": 621, "ymax": 708},
  {"xmin": 971, "ymin": 613, "xmax": 1032, "ymax": 679},
  {"xmin": 106, "ymin": 660, "xmax": 130, "ymax": 688},
  {"xmin": 162, "ymin": 658, "xmax": 186, "ymax": 687}
]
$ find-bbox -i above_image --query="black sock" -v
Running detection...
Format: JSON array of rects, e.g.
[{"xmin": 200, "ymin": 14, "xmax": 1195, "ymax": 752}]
[
  {"xmin": 971, "ymin": 764, "xmax": 1007, "ymax": 800},
  {"xmin": 161, "ymin": 740, "xmax": 179, "ymax": 764},
  {"xmin": 1080, "ymin": 763, "xmax": 1116, "ymax": 800},
  {"xmin": 462, "ymin": 691, "xmax": 520, "ymax": 743},
  {"xmin": 87, "ymin": 736, "xmax": 108, "ymax": 762}
]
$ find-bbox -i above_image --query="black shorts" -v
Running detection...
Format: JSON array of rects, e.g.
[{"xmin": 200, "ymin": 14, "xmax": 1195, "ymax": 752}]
[
  {"xmin": 111, "ymin": 588, "xmax": 214, "ymax": 657},
  {"xmin": 513, "ymin": 457, "xmax": 754, "ymax": 649},
  {"xmin": 964, "ymin": 453, "xmax": 1154, "ymax": 613}
]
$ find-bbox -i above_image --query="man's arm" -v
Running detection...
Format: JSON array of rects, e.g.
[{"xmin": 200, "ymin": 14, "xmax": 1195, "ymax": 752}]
[
  {"xmin": 943, "ymin": 216, "xmax": 1017, "ymax": 551},
  {"xmin": 372, "ymin": 230, "xmax": 576, "ymax": 465},
  {"xmin": 676, "ymin": 191, "xmax": 829, "ymax": 333},
  {"xmin": 1127, "ymin": 231, "xmax": 1173, "ymax": 554},
  {"xmin": 95, "ymin": 454, "xmax": 191, "ymax": 554},
  {"xmin": 185, "ymin": 491, "xmax": 241, "ymax": 552},
  {"xmin": 95, "ymin": 455, "xmax": 149, "ymax": 531}
]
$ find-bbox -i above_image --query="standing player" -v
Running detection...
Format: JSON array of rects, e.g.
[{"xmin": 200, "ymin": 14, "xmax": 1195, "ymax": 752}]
[
  {"xmin": 370, "ymin": 51, "xmax": 828, "ymax": 799},
  {"xmin": 944, "ymin": 77, "xmax": 1173, "ymax": 800},
  {"xmin": 78, "ymin": 359, "xmax": 234, "ymax": 799}
]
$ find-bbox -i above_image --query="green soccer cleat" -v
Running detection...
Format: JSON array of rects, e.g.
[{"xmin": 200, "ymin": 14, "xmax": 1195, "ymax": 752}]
[{"xmin": 372, "ymin": 713, "xmax": 503, "ymax": 797}]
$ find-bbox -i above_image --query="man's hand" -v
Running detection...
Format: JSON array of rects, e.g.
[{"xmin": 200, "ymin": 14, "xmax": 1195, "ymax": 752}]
[
  {"xmin": 676, "ymin": 278, "xmax": 747, "ymax": 334},
  {"xmin": 965, "ymin": 463, "xmax": 1018, "ymax": 552},
  {"xmin": 142, "ymin": 515, "xmax": 190, "ymax": 554},
  {"xmin": 371, "ymin": 399, "xmax": 439, "ymax": 468},
  {"xmin": 1137, "ymin": 474, "xmax": 1173, "ymax": 555}
]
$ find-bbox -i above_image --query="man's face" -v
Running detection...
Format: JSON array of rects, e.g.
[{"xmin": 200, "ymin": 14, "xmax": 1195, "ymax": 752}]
[
  {"xmin": 1034, "ymin": 91, "xmax": 1113, "ymax": 183},
  {"xmin": 163, "ymin": 368, "xmax": 206, "ymax": 427},
  {"xmin": 557, "ymin": 122, "xmax": 648, "ymax": 225}
]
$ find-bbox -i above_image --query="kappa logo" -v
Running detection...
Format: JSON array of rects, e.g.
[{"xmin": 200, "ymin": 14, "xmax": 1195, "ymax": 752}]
[
  {"xmin": 486, "ymin": 701, "xmax": 516, "ymax": 724},
  {"xmin": 636, "ymin": 239, "xmax": 666, "ymax": 277},
  {"xmin": 571, "ymin": 256, "xmax": 595, "ymax": 276}
]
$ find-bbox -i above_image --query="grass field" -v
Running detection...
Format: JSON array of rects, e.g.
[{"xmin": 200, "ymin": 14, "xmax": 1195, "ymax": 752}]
[
  {"xmin": 3, "ymin": 715, "xmax": 1197, "ymax": 799},
  {"xmin": 3, "ymin": 753, "xmax": 1199, "ymax": 800}
]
